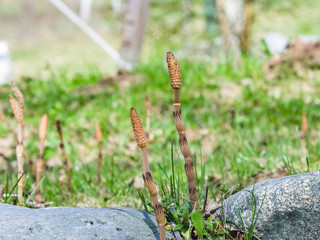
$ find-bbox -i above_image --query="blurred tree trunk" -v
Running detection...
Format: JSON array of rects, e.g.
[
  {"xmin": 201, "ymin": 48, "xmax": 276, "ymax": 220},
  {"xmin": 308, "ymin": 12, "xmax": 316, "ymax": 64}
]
[
  {"xmin": 216, "ymin": 0, "xmax": 253, "ymax": 57},
  {"xmin": 216, "ymin": 0, "xmax": 232, "ymax": 54},
  {"xmin": 120, "ymin": 0, "xmax": 150, "ymax": 68},
  {"xmin": 240, "ymin": 0, "xmax": 254, "ymax": 53}
]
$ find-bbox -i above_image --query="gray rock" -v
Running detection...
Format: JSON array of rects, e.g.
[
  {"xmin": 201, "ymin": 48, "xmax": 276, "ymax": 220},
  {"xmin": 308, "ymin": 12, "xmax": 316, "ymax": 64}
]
[
  {"xmin": 214, "ymin": 171, "xmax": 320, "ymax": 240},
  {"xmin": 0, "ymin": 204, "xmax": 173, "ymax": 240}
]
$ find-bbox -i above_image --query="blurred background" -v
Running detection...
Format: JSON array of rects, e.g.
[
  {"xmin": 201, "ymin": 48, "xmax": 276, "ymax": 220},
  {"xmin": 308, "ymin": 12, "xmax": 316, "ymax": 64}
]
[{"xmin": 1, "ymin": 0, "xmax": 319, "ymax": 78}]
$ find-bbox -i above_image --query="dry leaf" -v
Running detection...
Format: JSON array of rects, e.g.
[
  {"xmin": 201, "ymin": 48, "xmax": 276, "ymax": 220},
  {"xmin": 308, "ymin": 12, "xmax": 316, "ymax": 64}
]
[
  {"xmin": 134, "ymin": 175, "xmax": 144, "ymax": 189},
  {"xmin": 220, "ymin": 82, "xmax": 242, "ymax": 103}
]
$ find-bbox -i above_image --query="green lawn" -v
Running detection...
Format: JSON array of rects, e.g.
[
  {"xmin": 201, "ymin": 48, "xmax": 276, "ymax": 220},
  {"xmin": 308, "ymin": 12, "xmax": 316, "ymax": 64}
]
[{"xmin": 1, "ymin": 51, "xmax": 320, "ymax": 209}]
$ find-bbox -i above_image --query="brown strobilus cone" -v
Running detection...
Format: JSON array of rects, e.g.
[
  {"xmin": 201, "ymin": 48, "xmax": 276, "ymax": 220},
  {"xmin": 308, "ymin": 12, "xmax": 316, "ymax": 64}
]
[
  {"xmin": 2, "ymin": 102, "xmax": 33, "ymax": 166},
  {"xmin": 130, "ymin": 108, "xmax": 166, "ymax": 240},
  {"xmin": 166, "ymin": 51, "xmax": 198, "ymax": 209},
  {"xmin": 35, "ymin": 114, "xmax": 48, "ymax": 203}
]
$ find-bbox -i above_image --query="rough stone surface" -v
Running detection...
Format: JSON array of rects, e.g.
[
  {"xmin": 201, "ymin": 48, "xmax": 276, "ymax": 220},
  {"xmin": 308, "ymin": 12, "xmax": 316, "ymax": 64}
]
[
  {"xmin": 0, "ymin": 204, "xmax": 173, "ymax": 240},
  {"xmin": 214, "ymin": 171, "xmax": 320, "ymax": 240}
]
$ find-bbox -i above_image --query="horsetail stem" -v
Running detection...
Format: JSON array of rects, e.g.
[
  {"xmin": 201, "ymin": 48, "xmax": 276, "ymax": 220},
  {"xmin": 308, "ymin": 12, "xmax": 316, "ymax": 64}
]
[
  {"xmin": 301, "ymin": 113, "xmax": 308, "ymax": 134},
  {"xmin": 143, "ymin": 172, "xmax": 166, "ymax": 237},
  {"xmin": 166, "ymin": 51, "xmax": 198, "ymax": 209},
  {"xmin": 95, "ymin": 122, "xmax": 102, "ymax": 142},
  {"xmin": 95, "ymin": 122, "xmax": 103, "ymax": 184},
  {"xmin": 35, "ymin": 114, "xmax": 47, "ymax": 203},
  {"xmin": 9, "ymin": 90, "xmax": 25, "ymax": 205},
  {"xmin": 39, "ymin": 114, "xmax": 48, "ymax": 142},
  {"xmin": 130, "ymin": 108, "xmax": 166, "ymax": 240},
  {"xmin": 0, "ymin": 109, "xmax": 33, "ymax": 165},
  {"xmin": 56, "ymin": 120, "xmax": 72, "ymax": 191}
]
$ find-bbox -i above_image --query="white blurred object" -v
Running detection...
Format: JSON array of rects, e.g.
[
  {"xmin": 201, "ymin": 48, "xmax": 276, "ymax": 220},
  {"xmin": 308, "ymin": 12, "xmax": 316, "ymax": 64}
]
[
  {"xmin": 0, "ymin": 41, "xmax": 12, "ymax": 85},
  {"xmin": 264, "ymin": 32, "xmax": 290, "ymax": 54},
  {"xmin": 80, "ymin": 0, "xmax": 93, "ymax": 22},
  {"xmin": 111, "ymin": 0, "xmax": 123, "ymax": 14},
  {"xmin": 223, "ymin": 0, "xmax": 245, "ymax": 39},
  {"xmin": 298, "ymin": 35, "xmax": 320, "ymax": 44},
  {"xmin": 264, "ymin": 33, "xmax": 320, "ymax": 55}
]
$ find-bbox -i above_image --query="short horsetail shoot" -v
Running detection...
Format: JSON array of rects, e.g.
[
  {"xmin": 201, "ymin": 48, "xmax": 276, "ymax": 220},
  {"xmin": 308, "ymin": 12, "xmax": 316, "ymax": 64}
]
[{"xmin": 130, "ymin": 108, "xmax": 166, "ymax": 240}]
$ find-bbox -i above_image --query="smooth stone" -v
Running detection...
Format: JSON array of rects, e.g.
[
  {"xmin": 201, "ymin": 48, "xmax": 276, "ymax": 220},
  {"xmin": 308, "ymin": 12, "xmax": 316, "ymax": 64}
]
[
  {"xmin": 0, "ymin": 204, "xmax": 173, "ymax": 240},
  {"xmin": 213, "ymin": 171, "xmax": 320, "ymax": 240},
  {"xmin": 264, "ymin": 32, "xmax": 290, "ymax": 54}
]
